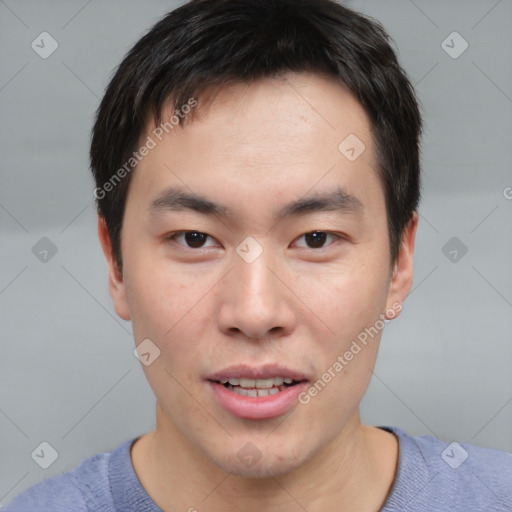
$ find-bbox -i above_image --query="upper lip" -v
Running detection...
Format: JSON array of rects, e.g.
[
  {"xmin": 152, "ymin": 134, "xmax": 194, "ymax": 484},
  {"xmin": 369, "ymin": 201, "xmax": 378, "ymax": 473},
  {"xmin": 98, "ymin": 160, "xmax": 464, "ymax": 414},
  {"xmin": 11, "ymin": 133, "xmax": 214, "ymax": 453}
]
[{"xmin": 206, "ymin": 364, "xmax": 310, "ymax": 382}]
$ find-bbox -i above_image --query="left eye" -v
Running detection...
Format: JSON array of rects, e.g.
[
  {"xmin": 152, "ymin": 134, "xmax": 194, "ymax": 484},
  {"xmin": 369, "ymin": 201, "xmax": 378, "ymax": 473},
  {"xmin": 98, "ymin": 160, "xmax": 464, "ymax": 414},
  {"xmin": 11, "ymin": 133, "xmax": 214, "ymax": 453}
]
[{"xmin": 294, "ymin": 231, "xmax": 340, "ymax": 249}]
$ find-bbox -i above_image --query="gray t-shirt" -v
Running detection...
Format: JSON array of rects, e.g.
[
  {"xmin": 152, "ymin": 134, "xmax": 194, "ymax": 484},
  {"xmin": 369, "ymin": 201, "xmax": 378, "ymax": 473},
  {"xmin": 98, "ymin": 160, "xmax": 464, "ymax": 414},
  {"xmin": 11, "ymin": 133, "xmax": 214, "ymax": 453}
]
[{"xmin": 2, "ymin": 426, "xmax": 511, "ymax": 511}]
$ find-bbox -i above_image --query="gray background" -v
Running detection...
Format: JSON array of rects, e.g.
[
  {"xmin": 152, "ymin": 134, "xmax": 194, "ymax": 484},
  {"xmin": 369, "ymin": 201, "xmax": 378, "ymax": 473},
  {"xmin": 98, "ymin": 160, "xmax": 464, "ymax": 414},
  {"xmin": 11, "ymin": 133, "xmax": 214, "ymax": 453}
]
[{"xmin": 1, "ymin": 0, "xmax": 511, "ymax": 504}]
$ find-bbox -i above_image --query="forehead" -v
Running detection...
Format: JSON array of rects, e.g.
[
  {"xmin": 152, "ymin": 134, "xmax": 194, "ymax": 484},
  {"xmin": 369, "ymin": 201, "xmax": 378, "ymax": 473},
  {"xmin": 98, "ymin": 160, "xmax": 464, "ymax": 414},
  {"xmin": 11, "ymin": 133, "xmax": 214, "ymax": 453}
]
[{"xmin": 129, "ymin": 72, "xmax": 382, "ymax": 222}]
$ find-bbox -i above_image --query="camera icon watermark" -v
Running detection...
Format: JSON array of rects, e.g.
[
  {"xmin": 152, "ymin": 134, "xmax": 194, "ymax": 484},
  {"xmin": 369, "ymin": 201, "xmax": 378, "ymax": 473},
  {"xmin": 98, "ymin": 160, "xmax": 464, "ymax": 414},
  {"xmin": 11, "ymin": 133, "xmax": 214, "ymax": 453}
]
[
  {"xmin": 32, "ymin": 237, "xmax": 58, "ymax": 263},
  {"xmin": 441, "ymin": 31, "xmax": 468, "ymax": 60},
  {"xmin": 31, "ymin": 32, "xmax": 59, "ymax": 59},
  {"xmin": 133, "ymin": 338, "xmax": 161, "ymax": 366},
  {"xmin": 441, "ymin": 442, "xmax": 468, "ymax": 469},
  {"xmin": 503, "ymin": 187, "xmax": 512, "ymax": 200},
  {"xmin": 442, "ymin": 236, "xmax": 468, "ymax": 263},
  {"xmin": 236, "ymin": 236, "xmax": 263, "ymax": 264},
  {"xmin": 31, "ymin": 441, "xmax": 59, "ymax": 469},
  {"xmin": 338, "ymin": 133, "xmax": 366, "ymax": 162},
  {"xmin": 236, "ymin": 442, "xmax": 262, "ymax": 467}
]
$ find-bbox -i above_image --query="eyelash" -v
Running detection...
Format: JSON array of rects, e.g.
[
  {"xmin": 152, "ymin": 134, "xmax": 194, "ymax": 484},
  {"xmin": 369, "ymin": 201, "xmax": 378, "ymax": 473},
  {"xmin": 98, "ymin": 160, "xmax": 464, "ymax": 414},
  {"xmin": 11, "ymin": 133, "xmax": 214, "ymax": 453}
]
[{"xmin": 166, "ymin": 230, "xmax": 342, "ymax": 251}]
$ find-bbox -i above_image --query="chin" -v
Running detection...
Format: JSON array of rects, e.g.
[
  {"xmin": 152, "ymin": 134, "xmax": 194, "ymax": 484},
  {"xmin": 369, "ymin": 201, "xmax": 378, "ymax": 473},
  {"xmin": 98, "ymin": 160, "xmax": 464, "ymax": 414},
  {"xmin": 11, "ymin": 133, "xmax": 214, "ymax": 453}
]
[{"xmin": 207, "ymin": 440, "xmax": 310, "ymax": 479}]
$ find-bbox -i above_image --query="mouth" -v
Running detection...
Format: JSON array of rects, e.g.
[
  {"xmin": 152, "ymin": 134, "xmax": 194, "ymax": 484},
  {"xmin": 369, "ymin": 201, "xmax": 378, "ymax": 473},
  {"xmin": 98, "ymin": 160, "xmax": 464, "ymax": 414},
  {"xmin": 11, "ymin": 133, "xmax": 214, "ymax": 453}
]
[
  {"xmin": 213, "ymin": 377, "xmax": 305, "ymax": 397},
  {"xmin": 205, "ymin": 365, "xmax": 310, "ymax": 419}
]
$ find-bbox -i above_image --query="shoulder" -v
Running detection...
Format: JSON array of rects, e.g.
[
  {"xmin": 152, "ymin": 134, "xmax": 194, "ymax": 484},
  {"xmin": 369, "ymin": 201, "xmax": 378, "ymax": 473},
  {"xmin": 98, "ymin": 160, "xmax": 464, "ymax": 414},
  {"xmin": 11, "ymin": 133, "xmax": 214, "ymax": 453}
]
[
  {"xmin": 1, "ymin": 441, "xmax": 133, "ymax": 512},
  {"xmin": 381, "ymin": 426, "xmax": 512, "ymax": 512},
  {"xmin": 412, "ymin": 429, "xmax": 512, "ymax": 491}
]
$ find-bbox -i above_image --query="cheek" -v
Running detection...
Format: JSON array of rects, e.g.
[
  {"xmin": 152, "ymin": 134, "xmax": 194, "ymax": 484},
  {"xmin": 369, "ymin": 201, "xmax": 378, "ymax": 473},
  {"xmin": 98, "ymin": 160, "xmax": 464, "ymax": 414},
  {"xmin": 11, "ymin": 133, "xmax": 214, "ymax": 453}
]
[
  {"xmin": 297, "ymin": 261, "xmax": 389, "ymax": 330},
  {"xmin": 124, "ymin": 259, "xmax": 220, "ymax": 371},
  {"xmin": 291, "ymin": 259, "xmax": 390, "ymax": 391},
  {"xmin": 124, "ymin": 279, "xmax": 177, "ymax": 341}
]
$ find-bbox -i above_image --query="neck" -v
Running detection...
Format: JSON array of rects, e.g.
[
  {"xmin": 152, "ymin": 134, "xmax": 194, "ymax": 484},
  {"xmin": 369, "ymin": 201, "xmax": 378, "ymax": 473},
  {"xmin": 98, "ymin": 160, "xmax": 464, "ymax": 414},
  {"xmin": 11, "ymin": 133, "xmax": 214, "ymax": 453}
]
[{"xmin": 131, "ymin": 404, "xmax": 398, "ymax": 512}]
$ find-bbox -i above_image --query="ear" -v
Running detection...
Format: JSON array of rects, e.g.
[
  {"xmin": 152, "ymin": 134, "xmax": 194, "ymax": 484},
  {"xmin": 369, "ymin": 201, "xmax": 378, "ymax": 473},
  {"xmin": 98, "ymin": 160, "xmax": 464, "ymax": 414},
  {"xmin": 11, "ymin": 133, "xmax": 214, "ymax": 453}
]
[
  {"xmin": 97, "ymin": 215, "xmax": 131, "ymax": 321},
  {"xmin": 384, "ymin": 212, "xmax": 419, "ymax": 319}
]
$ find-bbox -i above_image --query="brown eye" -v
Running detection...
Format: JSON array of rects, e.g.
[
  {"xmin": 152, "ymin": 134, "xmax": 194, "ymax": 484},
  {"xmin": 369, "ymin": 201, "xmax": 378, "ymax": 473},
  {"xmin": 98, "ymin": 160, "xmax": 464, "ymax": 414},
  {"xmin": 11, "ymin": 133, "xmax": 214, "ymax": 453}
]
[
  {"xmin": 169, "ymin": 231, "xmax": 216, "ymax": 249},
  {"xmin": 295, "ymin": 231, "xmax": 339, "ymax": 249}
]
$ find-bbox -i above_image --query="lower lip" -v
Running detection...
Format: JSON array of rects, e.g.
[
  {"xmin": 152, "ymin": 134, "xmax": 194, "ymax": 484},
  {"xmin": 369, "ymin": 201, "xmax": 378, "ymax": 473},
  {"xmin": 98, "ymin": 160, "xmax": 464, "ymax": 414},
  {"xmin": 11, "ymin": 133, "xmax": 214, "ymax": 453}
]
[{"xmin": 207, "ymin": 381, "xmax": 309, "ymax": 420}]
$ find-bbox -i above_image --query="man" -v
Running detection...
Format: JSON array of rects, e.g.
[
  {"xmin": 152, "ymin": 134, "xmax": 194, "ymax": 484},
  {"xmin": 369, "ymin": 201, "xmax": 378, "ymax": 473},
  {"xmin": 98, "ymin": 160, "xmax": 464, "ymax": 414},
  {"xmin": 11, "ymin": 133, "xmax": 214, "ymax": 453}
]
[{"xmin": 4, "ymin": 0, "xmax": 511, "ymax": 510}]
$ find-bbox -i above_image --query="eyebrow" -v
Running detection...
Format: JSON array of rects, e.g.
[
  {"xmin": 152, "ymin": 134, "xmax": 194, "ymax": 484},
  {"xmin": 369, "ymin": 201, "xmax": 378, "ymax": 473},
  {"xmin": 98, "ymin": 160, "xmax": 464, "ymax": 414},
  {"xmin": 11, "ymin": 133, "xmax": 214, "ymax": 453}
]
[{"xmin": 149, "ymin": 186, "xmax": 364, "ymax": 222}]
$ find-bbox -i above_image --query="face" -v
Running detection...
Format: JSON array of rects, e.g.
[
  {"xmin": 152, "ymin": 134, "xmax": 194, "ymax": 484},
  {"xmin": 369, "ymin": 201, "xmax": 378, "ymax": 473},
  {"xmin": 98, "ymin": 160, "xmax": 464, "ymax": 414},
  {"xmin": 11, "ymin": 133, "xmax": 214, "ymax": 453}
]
[{"xmin": 99, "ymin": 72, "xmax": 417, "ymax": 478}]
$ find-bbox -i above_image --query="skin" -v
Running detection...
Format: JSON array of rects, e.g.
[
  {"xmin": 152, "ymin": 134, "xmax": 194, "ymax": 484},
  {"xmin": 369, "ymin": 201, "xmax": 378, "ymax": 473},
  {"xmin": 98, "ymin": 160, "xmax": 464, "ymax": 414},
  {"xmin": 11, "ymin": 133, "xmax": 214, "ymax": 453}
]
[{"xmin": 98, "ymin": 72, "xmax": 418, "ymax": 512}]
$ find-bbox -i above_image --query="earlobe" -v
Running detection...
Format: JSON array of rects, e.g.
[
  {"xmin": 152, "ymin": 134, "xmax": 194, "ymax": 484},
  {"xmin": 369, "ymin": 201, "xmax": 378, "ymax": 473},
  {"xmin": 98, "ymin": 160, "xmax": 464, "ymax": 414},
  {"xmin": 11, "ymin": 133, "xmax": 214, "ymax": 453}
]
[
  {"xmin": 385, "ymin": 212, "xmax": 419, "ymax": 318},
  {"xmin": 97, "ymin": 215, "xmax": 131, "ymax": 321}
]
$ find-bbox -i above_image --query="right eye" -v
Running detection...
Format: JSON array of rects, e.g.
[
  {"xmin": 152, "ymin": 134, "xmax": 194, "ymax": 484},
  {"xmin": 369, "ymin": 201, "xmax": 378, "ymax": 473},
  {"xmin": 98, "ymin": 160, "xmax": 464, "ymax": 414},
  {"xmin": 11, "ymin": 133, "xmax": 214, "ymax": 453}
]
[{"xmin": 166, "ymin": 231, "xmax": 220, "ymax": 250}]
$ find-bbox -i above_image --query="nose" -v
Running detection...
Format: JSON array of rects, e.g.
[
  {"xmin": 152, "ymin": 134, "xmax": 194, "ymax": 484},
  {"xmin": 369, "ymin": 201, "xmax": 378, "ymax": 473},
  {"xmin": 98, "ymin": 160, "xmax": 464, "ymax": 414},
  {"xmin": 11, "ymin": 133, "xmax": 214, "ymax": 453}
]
[{"xmin": 216, "ymin": 247, "xmax": 297, "ymax": 341}]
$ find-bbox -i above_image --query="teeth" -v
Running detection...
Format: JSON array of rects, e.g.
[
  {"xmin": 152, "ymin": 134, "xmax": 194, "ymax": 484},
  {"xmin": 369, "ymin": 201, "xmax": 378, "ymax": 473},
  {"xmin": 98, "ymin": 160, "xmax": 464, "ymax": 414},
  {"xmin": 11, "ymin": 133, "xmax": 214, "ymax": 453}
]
[
  {"xmin": 256, "ymin": 378, "xmax": 274, "ymax": 389},
  {"xmin": 225, "ymin": 377, "xmax": 291, "ymax": 389},
  {"xmin": 219, "ymin": 376, "xmax": 301, "ymax": 397},
  {"xmin": 239, "ymin": 378, "xmax": 256, "ymax": 387},
  {"xmin": 230, "ymin": 385, "xmax": 284, "ymax": 397}
]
